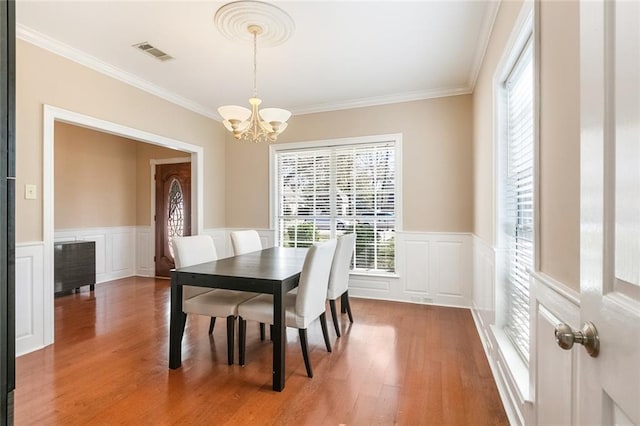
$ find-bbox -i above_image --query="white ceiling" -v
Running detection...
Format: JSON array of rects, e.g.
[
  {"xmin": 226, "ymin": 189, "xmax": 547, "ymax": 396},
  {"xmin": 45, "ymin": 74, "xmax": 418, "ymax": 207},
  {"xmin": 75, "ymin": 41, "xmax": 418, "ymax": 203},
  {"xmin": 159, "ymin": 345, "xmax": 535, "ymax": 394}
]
[{"xmin": 16, "ymin": 1, "xmax": 499, "ymax": 119}]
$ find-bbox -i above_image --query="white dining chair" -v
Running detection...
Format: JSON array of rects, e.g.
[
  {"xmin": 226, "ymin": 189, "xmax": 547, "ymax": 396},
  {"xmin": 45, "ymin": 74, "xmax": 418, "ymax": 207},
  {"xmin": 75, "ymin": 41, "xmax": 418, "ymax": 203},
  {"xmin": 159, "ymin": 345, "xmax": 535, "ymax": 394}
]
[
  {"xmin": 229, "ymin": 229, "xmax": 269, "ymax": 340},
  {"xmin": 172, "ymin": 235, "xmax": 257, "ymax": 365},
  {"xmin": 237, "ymin": 239, "xmax": 337, "ymax": 378},
  {"xmin": 327, "ymin": 233, "xmax": 356, "ymax": 337},
  {"xmin": 230, "ymin": 229, "xmax": 263, "ymax": 255}
]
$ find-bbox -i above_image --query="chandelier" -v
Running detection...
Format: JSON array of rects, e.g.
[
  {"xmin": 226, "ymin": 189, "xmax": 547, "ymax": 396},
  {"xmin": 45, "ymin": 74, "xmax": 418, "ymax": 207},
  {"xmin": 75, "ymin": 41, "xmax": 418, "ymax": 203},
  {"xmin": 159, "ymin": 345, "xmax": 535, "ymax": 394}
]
[{"xmin": 215, "ymin": 2, "xmax": 294, "ymax": 143}]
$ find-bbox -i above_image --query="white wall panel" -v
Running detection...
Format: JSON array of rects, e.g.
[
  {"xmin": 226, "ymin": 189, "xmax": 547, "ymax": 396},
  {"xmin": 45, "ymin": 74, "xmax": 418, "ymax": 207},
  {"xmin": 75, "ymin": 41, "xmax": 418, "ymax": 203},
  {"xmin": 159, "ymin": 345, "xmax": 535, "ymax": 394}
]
[
  {"xmin": 201, "ymin": 228, "xmax": 230, "ymax": 258},
  {"xmin": 82, "ymin": 234, "xmax": 106, "ymax": 275},
  {"xmin": 532, "ymin": 273, "xmax": 580, "ymax": 426},
  {"xmin": 111, "ymin": 231, "xmax": 133, "ymax": 273},
  {"xmin": 436, "ymin": 240, "xmax": 463, "ymax": 296},
  {"xmin": 535, "ymin": 306, "xmax": 574, "ymax": 426},
  {"xmin": 136, "ymin": 226, "xmax": 154, "ymax": 277},
  {"xmin": 471, "ymin": 234, "xmax": 582, "ymax": 426},
  {"xmin": 471, "ymin": 235, "xmax": 526, "ymax": 425},
  {"xmin": 403, "ymin": 240, "xmax": 430, "ymax": 293},
  {"xmin": 15, "ymin": 243, "xmax": 45, "ymax": 356},
  {"xmin": 55, "ymin": 226, "xmax": 136, "ymax": 284},
  {"xmin": 349, "ymin": 277, "xmax": 390, "ymax": 292}
]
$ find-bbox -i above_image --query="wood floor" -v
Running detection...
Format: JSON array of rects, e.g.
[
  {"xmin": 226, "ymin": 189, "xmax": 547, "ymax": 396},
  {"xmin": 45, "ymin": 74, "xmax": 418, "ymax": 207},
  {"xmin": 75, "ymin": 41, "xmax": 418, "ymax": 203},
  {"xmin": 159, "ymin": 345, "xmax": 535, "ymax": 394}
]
[{"xmin": 15, "ymin": 277, "xmax": 508, "ymax": 425}]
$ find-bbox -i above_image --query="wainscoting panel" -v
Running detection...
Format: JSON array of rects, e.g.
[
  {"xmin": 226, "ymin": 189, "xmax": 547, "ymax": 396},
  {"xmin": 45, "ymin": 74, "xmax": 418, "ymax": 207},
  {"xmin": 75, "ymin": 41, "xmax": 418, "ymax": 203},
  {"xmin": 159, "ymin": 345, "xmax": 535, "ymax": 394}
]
[
  {"xmin": 201, "ymin": 229, "xmax": 471, "ymax": 308},
  {"xmin": 111, "ymin": 231, "xmax": 135, "ymax": 274},
  {"xmin": 471, "ymin": 235, "xmax": 582, "ymax": 426},
  {"xmin": 349, "ymin": 276, "xmax": 391, "ymax": 292},
  {"xmin": 471, "ymin": 235, "xmax": 526, "ymax": 425},
  {"xmin": 15, "ymin": 242, "xmax": 45, "ymax": 356},
  {"xmin": 55, "ymin": 226, "xmax": 136, "ymax": 284},
  {"xmin": 403, "ymin": 240, "xmax": 430, "ymax": 293},
  {"xmin": 202, "ymin": 228, "xmax": 231, "ymax": 258},
  {"xmin": 435, "ymin": 240, "xmax": 464, "ymax": 299},
  {"xmin": 532, "ymin": 273, "xmax": 580, "ymax": 426},
  {"xmin": 135, "ymin": 226, "xmax": 153, "ymax": 277},
  {"xmin": 83, "ymin": 233, "xmax": 106, "ymax": 276},
  {"xmin": 348, "ymin": 232, "xmax": 471, "ymax": 307}
]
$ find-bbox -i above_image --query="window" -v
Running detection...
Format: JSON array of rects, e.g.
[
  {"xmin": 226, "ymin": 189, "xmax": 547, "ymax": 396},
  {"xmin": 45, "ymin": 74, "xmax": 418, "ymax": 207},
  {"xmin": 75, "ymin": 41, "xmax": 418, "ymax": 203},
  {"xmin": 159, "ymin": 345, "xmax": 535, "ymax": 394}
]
[
  {"xmin": 500, "ymin": 36, "xmax": 534, "ymax": 362},
  {"xmin": 167, "ymin": 178, "xmax": 184, "ymax": 258},
  {"xmin": 273, "ymin": 137, "xmax": 399, "ymax": 273}
]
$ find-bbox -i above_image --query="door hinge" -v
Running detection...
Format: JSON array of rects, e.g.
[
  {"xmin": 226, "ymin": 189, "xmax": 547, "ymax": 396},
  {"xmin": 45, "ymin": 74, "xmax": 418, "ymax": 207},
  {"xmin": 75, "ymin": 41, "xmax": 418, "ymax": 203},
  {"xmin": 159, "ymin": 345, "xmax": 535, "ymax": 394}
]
[{"xmin": 154, "ymin": 255, "xmax": 156, "ymax": 262}]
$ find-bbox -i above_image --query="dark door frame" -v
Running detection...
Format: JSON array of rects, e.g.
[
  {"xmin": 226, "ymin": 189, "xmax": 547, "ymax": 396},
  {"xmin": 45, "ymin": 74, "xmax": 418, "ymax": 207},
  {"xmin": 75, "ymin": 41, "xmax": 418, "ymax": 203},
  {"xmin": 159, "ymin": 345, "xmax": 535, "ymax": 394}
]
[{"xmin": 1, "ymin": 0, "xmax": 16, "ymax": 422}]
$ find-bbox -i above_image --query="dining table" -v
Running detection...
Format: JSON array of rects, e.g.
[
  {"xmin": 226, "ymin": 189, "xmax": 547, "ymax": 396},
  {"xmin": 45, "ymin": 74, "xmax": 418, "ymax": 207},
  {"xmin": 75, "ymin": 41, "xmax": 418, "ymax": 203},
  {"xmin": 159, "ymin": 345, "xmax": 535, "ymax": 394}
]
[{"xmin": 168, "ymin": 246, "xmax": 308, "ymax": 391}]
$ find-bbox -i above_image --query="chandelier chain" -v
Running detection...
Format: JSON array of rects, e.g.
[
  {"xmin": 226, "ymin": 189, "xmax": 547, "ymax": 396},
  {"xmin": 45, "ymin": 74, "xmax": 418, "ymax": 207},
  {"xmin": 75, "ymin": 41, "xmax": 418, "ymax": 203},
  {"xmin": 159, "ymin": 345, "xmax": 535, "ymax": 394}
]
[{"xmin": 252, "ymin": 30, "xmax": 258, "ymax": 98}]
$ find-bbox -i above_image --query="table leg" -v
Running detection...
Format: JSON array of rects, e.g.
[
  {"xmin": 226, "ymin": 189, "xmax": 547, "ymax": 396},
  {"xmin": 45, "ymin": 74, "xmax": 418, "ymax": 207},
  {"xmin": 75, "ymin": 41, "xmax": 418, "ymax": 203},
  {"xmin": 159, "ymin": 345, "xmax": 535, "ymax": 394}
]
[
  {"xmin": 273, "ymin": 285, "xmax": 286, "ymax": 391},
  {"xmin": 169, "ymin": 272, "xmax": 186, "ymax": 369}
]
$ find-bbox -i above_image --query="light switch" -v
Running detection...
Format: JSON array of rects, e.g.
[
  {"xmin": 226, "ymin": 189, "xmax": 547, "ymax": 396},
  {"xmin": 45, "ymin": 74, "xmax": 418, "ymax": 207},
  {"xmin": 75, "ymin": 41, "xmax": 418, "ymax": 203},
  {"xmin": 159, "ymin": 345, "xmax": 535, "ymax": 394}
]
[{"xmin": 25, "ymin": 184, "xmax": 37, "ymax": 200}]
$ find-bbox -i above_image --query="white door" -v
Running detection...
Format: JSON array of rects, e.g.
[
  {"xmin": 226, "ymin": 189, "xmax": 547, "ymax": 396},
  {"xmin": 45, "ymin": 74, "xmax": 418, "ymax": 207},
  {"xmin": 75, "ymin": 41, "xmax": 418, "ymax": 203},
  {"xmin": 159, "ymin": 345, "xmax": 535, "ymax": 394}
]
[{"xmin": 578, "ymin": 0, "xmax": 640, "ymax": 424}]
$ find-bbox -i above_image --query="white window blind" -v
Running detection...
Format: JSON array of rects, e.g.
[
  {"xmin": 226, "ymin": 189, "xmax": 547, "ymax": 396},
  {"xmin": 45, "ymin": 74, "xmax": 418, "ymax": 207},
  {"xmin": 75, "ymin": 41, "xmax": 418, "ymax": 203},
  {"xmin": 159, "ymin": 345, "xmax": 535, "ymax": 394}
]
[
  {"xmin": 276, "ymin": 142, "xmax": 396, "ymax": 273},
  {"xmin": 503, "ymin": 38, "xmax": 534, "ymax": 362}
]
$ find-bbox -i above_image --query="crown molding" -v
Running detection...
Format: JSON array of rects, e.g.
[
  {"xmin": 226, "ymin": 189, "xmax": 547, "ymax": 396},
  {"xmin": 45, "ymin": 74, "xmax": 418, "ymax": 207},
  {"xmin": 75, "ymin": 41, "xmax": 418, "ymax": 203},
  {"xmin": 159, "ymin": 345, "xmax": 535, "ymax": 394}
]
[
  {"xmin": 16, "ymin": 24, "xmax": 218, "ymax": 120},
  {"xmin": 467, "ymin": 0, "xmax": 501, "ymax": 91},
  {"xmin": 291, "ymin": 86, "xmax": 472, "ymax": 116}
]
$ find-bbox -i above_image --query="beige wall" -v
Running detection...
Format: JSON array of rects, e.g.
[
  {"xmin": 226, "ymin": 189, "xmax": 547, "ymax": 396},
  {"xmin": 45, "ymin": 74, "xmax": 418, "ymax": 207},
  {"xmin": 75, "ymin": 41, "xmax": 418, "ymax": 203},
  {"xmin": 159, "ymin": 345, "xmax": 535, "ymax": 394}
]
[
  {"xmin": 472, "ymin": 0, "xmax": 525, "ymax": 244},
  {"xmin": 538, "ymin": 1, "xmax": 580, "ymax": 289},
  {"xmin": 54, "ymin": 122, "xmax": 137, "ymax": 228},
  {"xmin": 53, "ymin": 122, "xmax": 183, "ymax": 229},
  {"xmin": 225, "ymin": 96, "xmax": 474, "ymax": 232},
  {"xmin": 135, "ymin": 143, "xmax": 190, "ymax": 226},
  {"xmin": 472, "ymin": 0, "xmax": 580, "ymax": 290},
  {"xmin": 16, "ymin": 40, "xmax": 226, "ymax": 242}
]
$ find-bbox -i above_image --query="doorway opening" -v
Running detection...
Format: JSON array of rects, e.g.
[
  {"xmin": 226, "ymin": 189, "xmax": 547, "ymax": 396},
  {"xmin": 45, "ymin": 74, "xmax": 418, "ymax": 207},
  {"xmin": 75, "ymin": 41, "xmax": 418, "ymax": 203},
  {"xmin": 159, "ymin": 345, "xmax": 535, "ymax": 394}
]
[{"xmin": 43, "ymin": 105, "xmax": 204, "ymax": 347}]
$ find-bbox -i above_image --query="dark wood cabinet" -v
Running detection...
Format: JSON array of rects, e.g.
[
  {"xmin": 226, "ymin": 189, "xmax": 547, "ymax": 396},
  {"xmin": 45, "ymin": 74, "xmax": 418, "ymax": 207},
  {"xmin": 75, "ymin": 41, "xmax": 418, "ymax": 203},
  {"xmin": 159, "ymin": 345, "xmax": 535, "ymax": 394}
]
[{"xmin": 54, "ymin": 241, "xmax": 96, "ymax": 295}]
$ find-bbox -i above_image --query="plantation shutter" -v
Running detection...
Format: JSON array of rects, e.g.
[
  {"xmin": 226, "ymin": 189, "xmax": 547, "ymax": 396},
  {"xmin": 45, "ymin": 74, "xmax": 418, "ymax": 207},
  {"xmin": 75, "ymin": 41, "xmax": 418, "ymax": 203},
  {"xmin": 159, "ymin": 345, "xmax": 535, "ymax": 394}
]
[
  {"xmin": 503, "ymin": 38, "xmax": 534, "ymax": 362},
  {"xmin": 276, "ymin": 142, "xmax": 395, "ymax": 273}
]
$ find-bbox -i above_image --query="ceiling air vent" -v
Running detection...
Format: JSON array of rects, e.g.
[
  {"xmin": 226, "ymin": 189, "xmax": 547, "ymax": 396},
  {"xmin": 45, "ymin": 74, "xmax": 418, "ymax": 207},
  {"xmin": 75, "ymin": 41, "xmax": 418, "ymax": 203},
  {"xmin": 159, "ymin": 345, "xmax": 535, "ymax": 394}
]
[{"xmin": 132, "ymin": 42, "xmax": 174, "ymax": 61}]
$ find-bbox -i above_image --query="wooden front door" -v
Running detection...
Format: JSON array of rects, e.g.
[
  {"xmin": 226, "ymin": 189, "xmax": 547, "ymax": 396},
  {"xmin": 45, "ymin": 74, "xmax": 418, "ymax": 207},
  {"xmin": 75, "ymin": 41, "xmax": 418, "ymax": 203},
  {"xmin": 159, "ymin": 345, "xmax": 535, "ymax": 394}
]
[{"xmin": 155, "ymin": 162, "xmax": 191, "ymax": 277}]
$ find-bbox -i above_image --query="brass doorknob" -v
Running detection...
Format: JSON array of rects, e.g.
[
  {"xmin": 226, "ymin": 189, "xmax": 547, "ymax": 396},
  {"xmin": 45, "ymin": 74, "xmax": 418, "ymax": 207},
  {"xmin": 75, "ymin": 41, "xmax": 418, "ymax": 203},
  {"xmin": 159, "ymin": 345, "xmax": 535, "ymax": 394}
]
[{"xmin": 554, "ymin": 322, "xmax": 599, "ymax": 357}]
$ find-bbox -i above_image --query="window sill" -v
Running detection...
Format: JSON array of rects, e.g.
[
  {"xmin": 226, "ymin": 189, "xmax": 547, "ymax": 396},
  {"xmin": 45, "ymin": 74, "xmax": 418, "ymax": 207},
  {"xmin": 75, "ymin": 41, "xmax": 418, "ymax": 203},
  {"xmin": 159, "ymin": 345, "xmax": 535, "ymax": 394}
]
[{"xmin": 490, "ymin": 325, "xmax": 532, "ymax": 403}]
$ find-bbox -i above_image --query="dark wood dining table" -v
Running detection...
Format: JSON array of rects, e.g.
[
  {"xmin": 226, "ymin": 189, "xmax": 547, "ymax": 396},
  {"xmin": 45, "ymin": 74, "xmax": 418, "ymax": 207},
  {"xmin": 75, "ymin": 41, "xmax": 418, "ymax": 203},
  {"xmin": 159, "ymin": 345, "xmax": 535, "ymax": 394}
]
[{"xmin": 168, "ymin": 246, "xmax": 308, "ymax": 391}]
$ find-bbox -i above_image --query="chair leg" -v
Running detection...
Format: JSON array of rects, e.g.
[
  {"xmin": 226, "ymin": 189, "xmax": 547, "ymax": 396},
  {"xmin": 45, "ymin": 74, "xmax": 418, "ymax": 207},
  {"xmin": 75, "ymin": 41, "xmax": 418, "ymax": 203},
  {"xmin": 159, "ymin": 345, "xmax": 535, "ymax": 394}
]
[
  {"xmin": 208, "ymin": 317, "xmax": 216, "ymax": 335},
  {"xmin": 329, "ymin": 300, "xmax": 341, "ymax": 337},
  {"xmin": 226, "ymin": 316, "xmax": 235, "ymax": 365},
  {"xmin": 343, "ymin": 291, "xmax": 354, "ymax": 323},
  {"xmin": 259, "ymin": 322, "xmax": 265, "ymax": 341},
  {"xmin": 340, "ymin": 292, "xmax": 348, "ymax": 314},
  {"xmin": 319, "ymin": 312, "xmax": 332, "ymax": 353},
  {"xmin": 299, "ymin": 329, "xmax": 313, "ymax": 378},
  {"xmin": 238, "ymin": 317, "xmax": 247, "ymax": 366}
]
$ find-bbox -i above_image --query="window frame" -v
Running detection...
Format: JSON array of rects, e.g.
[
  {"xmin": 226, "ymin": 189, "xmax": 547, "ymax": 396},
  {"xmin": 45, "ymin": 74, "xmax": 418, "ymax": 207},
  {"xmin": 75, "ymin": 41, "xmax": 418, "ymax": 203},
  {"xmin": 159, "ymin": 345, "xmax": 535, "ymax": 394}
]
[
  {"xmin": 493, "ymin": 0, "xmax": 537, "ymax": 384},
  {"xmin": 269, "ymin": 134, "xmax": 403, "ymax": 276}
]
